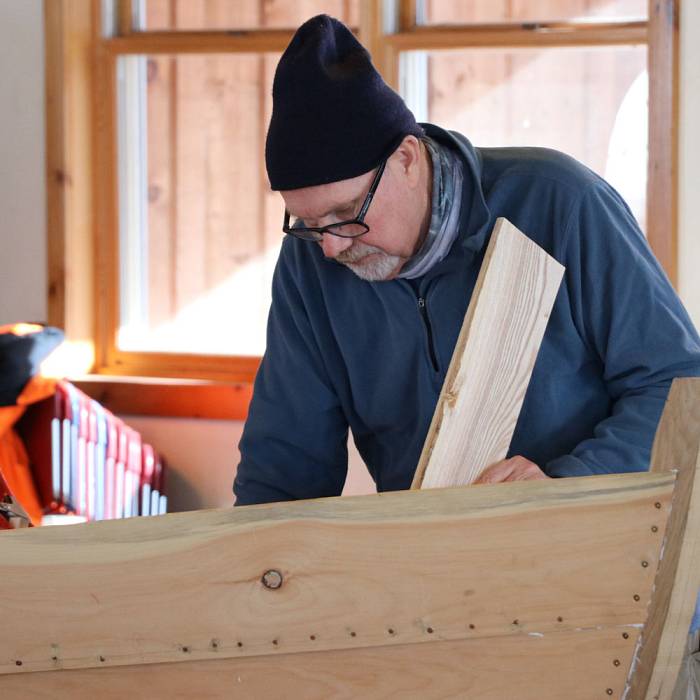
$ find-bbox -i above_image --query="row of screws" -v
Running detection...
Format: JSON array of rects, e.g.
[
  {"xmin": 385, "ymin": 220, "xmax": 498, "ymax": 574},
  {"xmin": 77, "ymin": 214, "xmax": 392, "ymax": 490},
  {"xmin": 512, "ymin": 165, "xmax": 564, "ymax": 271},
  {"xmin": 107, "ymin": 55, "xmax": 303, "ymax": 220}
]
[{"xmin": 12, "ymin": 621, "xmax": 638, "ymax": 676}]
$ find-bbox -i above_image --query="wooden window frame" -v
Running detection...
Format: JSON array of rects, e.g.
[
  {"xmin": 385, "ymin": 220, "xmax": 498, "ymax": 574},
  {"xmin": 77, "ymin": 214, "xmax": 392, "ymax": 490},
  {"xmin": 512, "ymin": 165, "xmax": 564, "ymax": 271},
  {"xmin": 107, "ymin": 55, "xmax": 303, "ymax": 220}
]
[{"xmin": 45, "ymin": 0, "xmax": 679, "ymax": 416}]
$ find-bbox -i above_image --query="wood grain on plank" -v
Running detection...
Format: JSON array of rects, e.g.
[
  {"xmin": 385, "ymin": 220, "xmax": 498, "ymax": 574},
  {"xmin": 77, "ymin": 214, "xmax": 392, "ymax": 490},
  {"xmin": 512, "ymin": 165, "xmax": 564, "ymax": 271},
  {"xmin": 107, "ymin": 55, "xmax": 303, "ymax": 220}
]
[
  {"xmin": 0, "ymin": 627, "xmax": 639, "ymax": 700},
  {"xmin": 0, "ymin": 472, "xmax": 671, "ymax": 676},
  {"xmin": 625, "ymin": 378, "xmax": 700, "ymax": 699},
  {"xmin": 413, "ymin": 218, "xmax": 564, "ymax": 490}
]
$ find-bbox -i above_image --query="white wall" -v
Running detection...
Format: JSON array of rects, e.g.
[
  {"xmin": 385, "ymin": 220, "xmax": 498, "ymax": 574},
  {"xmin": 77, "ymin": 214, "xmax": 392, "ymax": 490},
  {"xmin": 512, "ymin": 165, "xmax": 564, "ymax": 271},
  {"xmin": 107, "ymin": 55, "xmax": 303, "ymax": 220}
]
[
  {"xmin": 119, "ymin": 415, "xmax": 375, "ymax": 511},
  {"xmin": 0, "ymin": 0, "xmax": 46, "ymax": 325},
  {"xmin": 0, "ymin": 1, "xmax": 697, "ymax": 512}
]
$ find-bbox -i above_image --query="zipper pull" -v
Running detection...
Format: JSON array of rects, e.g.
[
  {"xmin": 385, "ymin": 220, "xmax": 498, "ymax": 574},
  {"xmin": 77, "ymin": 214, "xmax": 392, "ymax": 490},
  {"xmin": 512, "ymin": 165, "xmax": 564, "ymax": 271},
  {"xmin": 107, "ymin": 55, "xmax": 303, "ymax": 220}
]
[{"xmin": 418, "ymin": 297, "xmax": 425, "ymax": 309}]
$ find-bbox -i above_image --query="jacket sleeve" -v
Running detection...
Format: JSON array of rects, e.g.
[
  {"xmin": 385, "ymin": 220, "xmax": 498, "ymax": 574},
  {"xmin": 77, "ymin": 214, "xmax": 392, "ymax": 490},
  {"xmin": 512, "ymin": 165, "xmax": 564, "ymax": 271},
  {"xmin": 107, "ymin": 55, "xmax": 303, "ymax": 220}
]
[
  {"xmin": 233, "ymin": 244, "xmax": 349, "ymax": 505},
  {"xmin": 545, "ymin": 182, "xmax": 700, "ymax": 477}
]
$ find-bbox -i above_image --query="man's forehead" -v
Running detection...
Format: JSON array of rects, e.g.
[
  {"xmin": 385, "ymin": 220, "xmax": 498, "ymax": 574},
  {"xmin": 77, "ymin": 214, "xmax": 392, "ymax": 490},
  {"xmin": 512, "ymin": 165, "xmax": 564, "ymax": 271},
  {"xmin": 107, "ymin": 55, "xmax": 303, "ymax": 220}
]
[{"xmin": 281, "ymin": 170, "xmax": 370, "ymax": 217}]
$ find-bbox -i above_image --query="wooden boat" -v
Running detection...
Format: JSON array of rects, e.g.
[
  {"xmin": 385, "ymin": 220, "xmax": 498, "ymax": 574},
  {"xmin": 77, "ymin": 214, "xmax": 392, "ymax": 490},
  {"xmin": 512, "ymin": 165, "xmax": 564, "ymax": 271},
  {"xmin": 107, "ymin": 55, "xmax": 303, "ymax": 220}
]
[
  {"xmin": 0, "ymin": 378, "xmax": 698, "ymax": 698},
  {"xmin": 1, "ymin": 222, "xmax": 697, "ymax": 698}
]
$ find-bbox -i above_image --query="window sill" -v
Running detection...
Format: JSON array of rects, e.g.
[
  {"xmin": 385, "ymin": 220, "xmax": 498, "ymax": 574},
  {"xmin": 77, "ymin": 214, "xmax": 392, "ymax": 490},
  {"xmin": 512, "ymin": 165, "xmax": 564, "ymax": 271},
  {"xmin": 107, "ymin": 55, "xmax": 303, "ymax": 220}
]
[{"xmin": 68, "ymin": 375, "xmax": 253, "ymax": 421}]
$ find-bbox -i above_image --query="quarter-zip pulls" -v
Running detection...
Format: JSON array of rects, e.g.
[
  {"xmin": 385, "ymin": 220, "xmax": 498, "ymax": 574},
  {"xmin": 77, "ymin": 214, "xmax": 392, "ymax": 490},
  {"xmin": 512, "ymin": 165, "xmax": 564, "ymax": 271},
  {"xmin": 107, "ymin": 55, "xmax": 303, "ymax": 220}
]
[{"xmin": 417, "ymin": 296, "xmax": 440, "ymax": 373}]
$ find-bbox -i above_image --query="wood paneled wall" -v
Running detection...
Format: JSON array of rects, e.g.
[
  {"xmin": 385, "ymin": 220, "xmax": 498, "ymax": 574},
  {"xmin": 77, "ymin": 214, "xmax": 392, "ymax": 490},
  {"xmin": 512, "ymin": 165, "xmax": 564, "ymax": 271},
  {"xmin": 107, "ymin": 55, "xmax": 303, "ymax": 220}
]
[
  {"xmin": 143, "ymin": 0, "xmax": 648, "ymax": 328},
  {"xmin": 143, "ymin": 1, "xmax": 357, "ymax": 325},
  {"xmin": 426, "ymin": 0, "xmax": 648, "ymax": 229}
]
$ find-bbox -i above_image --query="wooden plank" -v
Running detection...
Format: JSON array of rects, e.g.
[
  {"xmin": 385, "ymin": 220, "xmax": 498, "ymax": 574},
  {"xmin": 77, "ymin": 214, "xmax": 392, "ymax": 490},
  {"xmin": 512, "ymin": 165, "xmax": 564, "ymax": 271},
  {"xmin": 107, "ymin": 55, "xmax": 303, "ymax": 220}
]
[
  {"xmin": 427, "ymin": 45, "xmax": 511, "ymax": 161},
  {"xmin": 168, "ymin": 1, "xmax": 263, "ymax": 318},
  {"xmin": 345, "ymin": 0, "xmax": 360, "ymax": 28},
  {"xmin": 145, "ymin": 51, "xmax": 176, "ymax": 327},
  {"xmin": 399, "ymin": 0, "xmax": 417, "ymax": 31},
  {"xmin": 70, "ymin": 377, "xmax": 253, "ymax": 420},
  {"xmin": 101, "ymin": 350, "xmax": 261, "ymax": 382},
  {"xmin": 0, "ymin": 472, "xmax": 672, "ymax": 676},
  {"xmin": 413, "ymin": 218, "xmax": 564, "ymax": 489},
  {"xmin": 93, "ymin": 44, "xmax": 121, "ymax": 373},
  {"xmin": 386, "ymin": 21, "xmax": 648, "ymax": 50},
  {"xmin": 44, "ymin": 0, "xmax": 68, "ymax": 330},
  {"xmin": 104, "ymin": 30, "xmax": 298, "ymax": 54},
  {"xmin": 646, "ymin": 0, "xmax": 678, "ymax": 286},
  {"xmin": 359, "ymin": 0, "xmax": 385, "ymax": 75},
  {"xmin": 117, "ymin": 0, "xmax": 134, "ymax": 35},
  {"xmin": 202, "ymin": 54, "xmax": 262, "ymax": 289},
  {"xmin": 260, "ymin": 1, "xmax": 350, "ymax": 28},
  {"xmin": 44, "ymin": 0, "xmax": 97, "ymax": 374},
  {"xmin": 625, "ymin": 378, "xmax": 700, "ymax": 699},
  {"xmin": 0, "ymin": 627, "xmax": 640, "ymax": 699},
  {"xmin": 262, "ymin": 53, "xmax": 284, "ymax": 250},
  {"xmin": 424, "ymin": 0, "xmax": 647, "ymax": 24},
  {"xmin": 172, "ymin": 28, "xmax": 208, "ymax": 313}
]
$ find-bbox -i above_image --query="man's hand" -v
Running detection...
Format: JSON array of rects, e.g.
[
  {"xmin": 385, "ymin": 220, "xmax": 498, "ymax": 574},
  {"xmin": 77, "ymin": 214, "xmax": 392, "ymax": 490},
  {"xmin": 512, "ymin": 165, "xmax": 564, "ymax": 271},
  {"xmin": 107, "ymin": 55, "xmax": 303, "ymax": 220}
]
[{"xmin": 473, "ymin": 455, "xmax": 550, "ymax": 484}]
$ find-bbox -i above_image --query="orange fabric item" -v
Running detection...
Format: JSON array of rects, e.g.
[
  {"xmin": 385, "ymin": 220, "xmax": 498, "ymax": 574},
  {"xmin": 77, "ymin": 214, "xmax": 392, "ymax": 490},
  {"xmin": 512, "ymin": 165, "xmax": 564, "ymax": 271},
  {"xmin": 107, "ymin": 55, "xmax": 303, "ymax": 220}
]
[{"xmin": 0, "ymin": 376, "xmax": 57, "ymax": 526}]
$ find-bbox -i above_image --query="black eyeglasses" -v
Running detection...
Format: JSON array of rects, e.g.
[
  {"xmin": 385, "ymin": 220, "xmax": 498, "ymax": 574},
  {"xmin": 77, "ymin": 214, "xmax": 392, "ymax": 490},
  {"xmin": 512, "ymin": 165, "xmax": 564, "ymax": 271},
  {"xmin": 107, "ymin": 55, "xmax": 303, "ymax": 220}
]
[{"xmin": 283, "ymin": 159, "xmax": 387, "ymax": 242}]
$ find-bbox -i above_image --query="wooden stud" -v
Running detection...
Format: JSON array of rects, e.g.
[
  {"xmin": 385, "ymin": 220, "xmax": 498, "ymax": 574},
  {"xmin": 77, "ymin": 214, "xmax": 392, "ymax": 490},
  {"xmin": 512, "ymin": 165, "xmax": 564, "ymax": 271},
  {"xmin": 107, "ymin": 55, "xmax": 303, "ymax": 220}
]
[
  {"xmin": 413, "ymin": 219, "xmax": 564, "ymax": 489},
  {"xmin": 359, "ymin": 0, "xmax": 386, "ymax": 78},
  {"xmin": 646, "ymin": 0, "xmax": 679, "ymax": 287},
  {"xmin": 624, "ymin": 378, "xmax": 700, "ymax": 699},
  {"xmin": 44, "ymin": 0, "xmax": 98, "ymax": 373},
  {"xmin": 93, "ymin": 43, "xmax": 119, "ymax": 374},
  {"xmin": 44, "ymin": 0, "xmax": 67, "ymax": 330},
  {"xmin": 398, "ymin": 0, "xmax": 417, "ymax": 32},
  {"xmin": 117, "ymin": 0, "xmax": 134, "ymax": 35}
]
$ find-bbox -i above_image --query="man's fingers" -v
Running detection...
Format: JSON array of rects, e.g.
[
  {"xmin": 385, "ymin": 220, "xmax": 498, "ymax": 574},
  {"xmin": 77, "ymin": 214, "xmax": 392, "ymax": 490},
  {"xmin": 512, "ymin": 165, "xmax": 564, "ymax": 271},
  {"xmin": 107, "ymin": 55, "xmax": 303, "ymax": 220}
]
[
  {"xmin": 510, "ymin": 465, "xmax": 549, "ymax": 482},
  {"xmin": 473, "ymin": 459, "xmax": 517, "ymax": 484},
  {"xmin": 474, "ymin": 456, "xmax": 548, "ymax": 484}
]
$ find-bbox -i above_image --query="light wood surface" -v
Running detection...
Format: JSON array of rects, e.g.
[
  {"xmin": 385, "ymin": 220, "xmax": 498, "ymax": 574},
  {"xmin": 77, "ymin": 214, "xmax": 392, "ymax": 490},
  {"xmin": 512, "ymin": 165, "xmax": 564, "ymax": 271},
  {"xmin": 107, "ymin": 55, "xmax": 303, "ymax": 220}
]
[
  {"xmin": 413, "ymin": 218, "xmax": 564, "ymax": 489},
  {"xmin": 625, "ymin": 378, "xmax": 700, "ymax": 699},
  {"xmin": 0, "ymin": 472, "xmax": 671, "ymax": 678},
  {"xmin": 0, "ymin": 628, "xmax": 640, "ymax": 699}
]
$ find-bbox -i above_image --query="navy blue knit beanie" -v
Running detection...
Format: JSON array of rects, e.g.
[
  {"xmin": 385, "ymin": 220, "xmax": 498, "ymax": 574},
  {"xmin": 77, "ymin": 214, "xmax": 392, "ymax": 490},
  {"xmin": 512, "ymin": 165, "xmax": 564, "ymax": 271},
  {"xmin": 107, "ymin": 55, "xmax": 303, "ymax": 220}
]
[{"xmin": 265, "ymin": 14, "xmax": 424, "ymax": 191}]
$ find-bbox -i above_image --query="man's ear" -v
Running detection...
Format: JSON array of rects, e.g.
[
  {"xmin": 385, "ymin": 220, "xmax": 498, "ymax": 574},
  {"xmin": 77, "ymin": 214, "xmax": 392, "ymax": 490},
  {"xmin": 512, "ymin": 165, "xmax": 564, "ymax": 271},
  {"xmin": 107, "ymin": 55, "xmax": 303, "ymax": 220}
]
[{"xmin": 392, "ymin": 135, "xmax": 423, "ymax": 187}]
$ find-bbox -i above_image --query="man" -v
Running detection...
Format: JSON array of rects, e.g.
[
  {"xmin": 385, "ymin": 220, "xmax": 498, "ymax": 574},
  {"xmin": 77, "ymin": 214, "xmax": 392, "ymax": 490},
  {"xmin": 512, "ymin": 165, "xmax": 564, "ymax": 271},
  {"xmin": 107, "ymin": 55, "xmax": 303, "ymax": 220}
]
[{"xmin": 233, "ymin": 14, "xmax": 700, "ymax": 506}]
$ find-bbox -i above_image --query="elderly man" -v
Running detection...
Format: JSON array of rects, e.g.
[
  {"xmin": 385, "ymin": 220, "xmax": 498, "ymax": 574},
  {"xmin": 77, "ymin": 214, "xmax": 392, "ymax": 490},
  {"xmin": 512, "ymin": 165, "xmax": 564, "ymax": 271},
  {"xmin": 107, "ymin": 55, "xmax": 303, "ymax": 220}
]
[{"xmin": 233, "ymin": 14, "xmax": 700, "ymax": 506}]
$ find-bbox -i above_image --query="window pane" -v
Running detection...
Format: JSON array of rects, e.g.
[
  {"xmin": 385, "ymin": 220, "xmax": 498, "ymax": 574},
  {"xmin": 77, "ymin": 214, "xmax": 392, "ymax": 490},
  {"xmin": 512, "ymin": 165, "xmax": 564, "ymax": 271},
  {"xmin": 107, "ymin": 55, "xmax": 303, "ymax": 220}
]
[
  {"xmin": 401, "ymin": 45, "xmax": 648, "ymax": 230},
  {"xmin": 421, "ymin": 0, "xmax": 647, "ymax": 25},
  {"xmin": 141, "ymin": 0, "xmax": 358, "ymax": 31},
  {"xmin": 117, "ymin": 53, "xmax": 284, "ymax": 356}
]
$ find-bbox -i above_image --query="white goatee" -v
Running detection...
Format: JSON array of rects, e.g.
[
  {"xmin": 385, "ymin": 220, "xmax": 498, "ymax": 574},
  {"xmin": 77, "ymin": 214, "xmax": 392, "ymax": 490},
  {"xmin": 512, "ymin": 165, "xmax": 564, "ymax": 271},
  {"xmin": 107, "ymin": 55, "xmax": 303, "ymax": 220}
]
[{"xmin": 335, "ymin": 241, "xmax": 405, "ymax": 281}]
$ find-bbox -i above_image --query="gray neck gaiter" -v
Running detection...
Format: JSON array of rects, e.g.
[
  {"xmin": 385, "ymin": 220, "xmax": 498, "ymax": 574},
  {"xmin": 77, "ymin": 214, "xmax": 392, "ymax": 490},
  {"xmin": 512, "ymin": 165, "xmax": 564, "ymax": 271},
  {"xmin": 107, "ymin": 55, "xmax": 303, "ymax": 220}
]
[{"xmin": 398, "ymin": 137, "xmax": 464, "ymax": 280}]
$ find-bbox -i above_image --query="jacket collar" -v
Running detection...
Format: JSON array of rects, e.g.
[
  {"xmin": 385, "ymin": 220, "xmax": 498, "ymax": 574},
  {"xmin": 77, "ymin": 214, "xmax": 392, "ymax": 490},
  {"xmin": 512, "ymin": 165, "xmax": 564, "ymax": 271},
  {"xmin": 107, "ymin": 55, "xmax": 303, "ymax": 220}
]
[{"xmin": 420, "ymin": 123, "xmax": 492, "ymax": 261}]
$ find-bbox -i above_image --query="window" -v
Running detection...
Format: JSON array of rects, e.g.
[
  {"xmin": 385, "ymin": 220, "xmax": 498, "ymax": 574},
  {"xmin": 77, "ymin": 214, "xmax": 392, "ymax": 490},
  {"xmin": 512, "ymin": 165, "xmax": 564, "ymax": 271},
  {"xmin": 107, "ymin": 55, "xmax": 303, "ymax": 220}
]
[{"xmin": 46, "ymin": 0, "xmax": 678, "ymax": 391}]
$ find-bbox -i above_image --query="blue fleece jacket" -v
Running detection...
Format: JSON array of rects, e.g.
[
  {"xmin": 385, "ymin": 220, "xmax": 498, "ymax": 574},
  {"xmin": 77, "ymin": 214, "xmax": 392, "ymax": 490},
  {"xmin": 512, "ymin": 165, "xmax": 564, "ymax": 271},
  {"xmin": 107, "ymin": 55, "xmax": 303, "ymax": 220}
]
[{"xmin": 233, "ymin": 124, "xmax": 700, "ymax": 505}]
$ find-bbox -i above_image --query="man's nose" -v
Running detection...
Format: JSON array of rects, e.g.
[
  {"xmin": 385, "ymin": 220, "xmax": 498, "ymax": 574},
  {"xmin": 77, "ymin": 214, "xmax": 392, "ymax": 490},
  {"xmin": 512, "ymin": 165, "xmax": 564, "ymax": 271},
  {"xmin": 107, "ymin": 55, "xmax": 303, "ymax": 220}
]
[{"xmin": 320, "ymin": 232, "xmax": 354, "ymax": 258}]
